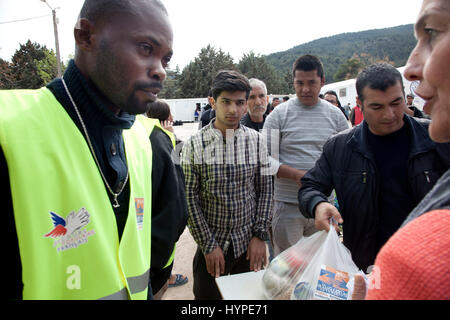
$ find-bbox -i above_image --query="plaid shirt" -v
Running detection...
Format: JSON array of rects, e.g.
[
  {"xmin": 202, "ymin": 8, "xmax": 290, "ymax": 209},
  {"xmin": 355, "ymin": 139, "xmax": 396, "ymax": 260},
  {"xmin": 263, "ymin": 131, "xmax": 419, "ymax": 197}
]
[{"xmin": 181, "ymin": 123, "xmax": 273, "ymax": 258}]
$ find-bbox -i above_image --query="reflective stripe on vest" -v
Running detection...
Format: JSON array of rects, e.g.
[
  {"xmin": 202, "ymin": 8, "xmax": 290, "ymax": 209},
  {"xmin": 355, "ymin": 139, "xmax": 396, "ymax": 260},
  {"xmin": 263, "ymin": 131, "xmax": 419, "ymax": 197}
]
[{"xmin": 0, "ymin": 88, "xmax": 153, "ymax": 300}]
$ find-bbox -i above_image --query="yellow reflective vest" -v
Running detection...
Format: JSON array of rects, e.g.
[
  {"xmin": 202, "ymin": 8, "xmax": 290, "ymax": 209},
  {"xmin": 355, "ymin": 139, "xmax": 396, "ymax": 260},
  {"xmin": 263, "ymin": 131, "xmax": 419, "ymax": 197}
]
[{"xmin": 0, "ymin": 88, "xmax": 153, "ymax": 300}]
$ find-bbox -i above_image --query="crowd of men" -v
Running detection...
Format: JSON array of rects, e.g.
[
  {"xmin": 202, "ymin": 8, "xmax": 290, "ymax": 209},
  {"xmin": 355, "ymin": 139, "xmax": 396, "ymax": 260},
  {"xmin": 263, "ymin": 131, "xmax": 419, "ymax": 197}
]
[{"xmin": 2, "ymin": 0, "xmax": 449, "ymax": 300}]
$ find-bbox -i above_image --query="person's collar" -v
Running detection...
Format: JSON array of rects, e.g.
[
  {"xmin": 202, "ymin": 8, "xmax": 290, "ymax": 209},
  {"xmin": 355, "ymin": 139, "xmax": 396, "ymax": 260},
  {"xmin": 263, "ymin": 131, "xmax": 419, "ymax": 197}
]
[
  {"xmin": 348, "ymin": 115, "xmax": 435, "ymax": 157},
  {"xmin": 210, "ymin": 119, "xmax": 245, "ymax": 138},
  {"xmin": 248, "ymin": 112, "xmax": 265, "ymax": 123}
]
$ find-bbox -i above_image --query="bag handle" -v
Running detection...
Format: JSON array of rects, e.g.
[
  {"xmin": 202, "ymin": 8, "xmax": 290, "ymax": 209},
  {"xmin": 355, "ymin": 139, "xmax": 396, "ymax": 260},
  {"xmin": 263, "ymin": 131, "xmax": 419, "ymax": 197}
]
[{"xmin": 329, "ymin": 217, "xmax": 338, "ymax": 232}]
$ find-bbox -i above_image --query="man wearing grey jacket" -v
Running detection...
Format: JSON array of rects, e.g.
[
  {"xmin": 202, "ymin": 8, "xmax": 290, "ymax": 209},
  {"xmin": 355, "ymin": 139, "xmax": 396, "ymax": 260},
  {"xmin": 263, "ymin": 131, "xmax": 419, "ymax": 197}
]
[{"xmin": 263, "ymin": 55, "xmax": 349, "ymax": 255}]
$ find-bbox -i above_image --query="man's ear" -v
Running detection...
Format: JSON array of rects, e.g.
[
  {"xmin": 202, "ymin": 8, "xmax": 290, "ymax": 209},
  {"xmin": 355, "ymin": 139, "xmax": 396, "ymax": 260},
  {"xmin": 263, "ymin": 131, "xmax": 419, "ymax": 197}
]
[
  {"xmin": 320, "ymin": 76, "xmax": 326, "ymax": 87},
  {"xmin": 209, "ymin": 96, "xmax": 216, "ymax": 110},
  {"xmin": 356, "ymin": 96, "xmax": 363, "ymax": 111},
  {"xmin": 74, "ymin": 18, "xmax": 96, "ymax": 52}
]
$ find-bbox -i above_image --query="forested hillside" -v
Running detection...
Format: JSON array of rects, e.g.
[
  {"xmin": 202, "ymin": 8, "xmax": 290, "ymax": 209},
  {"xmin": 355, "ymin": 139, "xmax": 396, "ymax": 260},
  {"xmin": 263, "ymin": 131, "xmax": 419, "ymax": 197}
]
[{"xmin": 266, "ymin": 24, "xmax": 416, "ymax": 84}]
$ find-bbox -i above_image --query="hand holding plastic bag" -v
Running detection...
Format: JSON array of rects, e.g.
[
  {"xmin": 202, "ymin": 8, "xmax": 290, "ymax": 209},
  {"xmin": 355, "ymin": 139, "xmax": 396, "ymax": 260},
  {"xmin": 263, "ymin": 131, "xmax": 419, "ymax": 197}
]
[
  {"xmin": 291, "ymin": 219, "xmax": 366, "ymax": 300},
  {"xmin": 262, "ymin": 219, "xmax": 366, "ymax": 300}
]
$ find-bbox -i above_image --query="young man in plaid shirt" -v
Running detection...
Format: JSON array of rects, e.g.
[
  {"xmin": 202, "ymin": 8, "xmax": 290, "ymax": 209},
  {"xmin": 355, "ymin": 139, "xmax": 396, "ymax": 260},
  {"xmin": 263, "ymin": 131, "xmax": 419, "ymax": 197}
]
[{"xmin": 181, "ymin": 70, "xmax": 273, "ymax": 300}]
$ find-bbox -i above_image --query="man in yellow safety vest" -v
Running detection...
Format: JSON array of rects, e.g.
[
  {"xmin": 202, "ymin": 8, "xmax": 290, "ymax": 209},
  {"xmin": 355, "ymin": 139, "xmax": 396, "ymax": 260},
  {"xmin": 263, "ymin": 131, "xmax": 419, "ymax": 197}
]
[{"xmin": 1, "ymin": 0, "xmax": 174, "ymax": 300}]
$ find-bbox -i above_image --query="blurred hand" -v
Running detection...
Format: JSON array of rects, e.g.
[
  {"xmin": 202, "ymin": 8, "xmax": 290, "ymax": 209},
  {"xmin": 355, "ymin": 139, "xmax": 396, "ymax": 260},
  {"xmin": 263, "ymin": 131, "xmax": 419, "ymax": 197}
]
[
  {"xmin": 161, "ymin": 120, "xmax": 174, "ymax": 133},
  {"xmin": 276, "ymin": 165, "xmax": 306, "ymax": 188},
  {"xmin": 314, "ymin": 202, "xmax": 343, "ymax": 232},
  {"xmin": 204, "ymin": 247, "xmax": 225, "ymax": 278},
  {"xmin": 351, "ymin": 274, "xmax": 367, "ymax": 300}
]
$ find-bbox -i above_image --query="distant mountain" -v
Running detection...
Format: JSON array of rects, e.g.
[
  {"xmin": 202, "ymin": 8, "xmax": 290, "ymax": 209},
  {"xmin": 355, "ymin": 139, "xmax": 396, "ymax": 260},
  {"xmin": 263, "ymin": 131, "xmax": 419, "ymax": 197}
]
[{"xmin": 265, "ymin": 24, "xmax": 416, "ymax": 84}]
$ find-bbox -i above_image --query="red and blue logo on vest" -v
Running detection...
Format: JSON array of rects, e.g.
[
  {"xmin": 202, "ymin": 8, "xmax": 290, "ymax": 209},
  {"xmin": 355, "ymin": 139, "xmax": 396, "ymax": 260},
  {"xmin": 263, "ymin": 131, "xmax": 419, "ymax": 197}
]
[{"xmin": 44, "ymin": 208, "xmax": 96, "ymax": 252}]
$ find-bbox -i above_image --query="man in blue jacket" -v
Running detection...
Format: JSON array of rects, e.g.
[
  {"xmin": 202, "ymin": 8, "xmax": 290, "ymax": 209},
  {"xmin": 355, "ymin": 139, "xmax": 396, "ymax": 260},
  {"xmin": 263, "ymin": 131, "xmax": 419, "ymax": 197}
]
[{"xmin": 298, "ymin": 63, "xmax": 450, "ymax": 272}]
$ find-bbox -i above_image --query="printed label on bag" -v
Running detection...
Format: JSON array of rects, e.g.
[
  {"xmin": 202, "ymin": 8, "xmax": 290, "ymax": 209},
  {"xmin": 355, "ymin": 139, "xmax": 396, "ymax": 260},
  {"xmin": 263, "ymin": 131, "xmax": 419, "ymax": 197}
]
[{"xmin": 314, "ymin": 265, "xmax": 350, "ymax": 300}]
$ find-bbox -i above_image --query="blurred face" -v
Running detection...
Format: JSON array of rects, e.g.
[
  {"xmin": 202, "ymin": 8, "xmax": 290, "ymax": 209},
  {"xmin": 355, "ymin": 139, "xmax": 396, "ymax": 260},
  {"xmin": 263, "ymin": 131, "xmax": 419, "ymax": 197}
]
[
  {"xmin": 404, "ymin": 0, "xmax": 450, "ymax": 142},
  {"xmin": 357, "ymin": 82, "xmax": 406, "ymax": 136},
  {"xmin": 294, "ymin": 70, "xmax": 325, "ymax": 106},
  {"xmin": 248, "ymin": 85, "xmax": 269, "ymax": 118},
  {"xmin": 324, "ymin": 93, "xmax": 339, "ymax": 107},
  {"xmin": 212, "ymin": 91, "xmax": 248, "ymax": 133},
  {"xmin": 406, "ymin": 96, "xmax": 414, "ymax": 105},
  {"xmin": 82, "ymin": 3, "xmax": 173, "ymax": 115},
  {"xmin": 272, "ymin": 99, "xmax": 280, "ymax": 107}
]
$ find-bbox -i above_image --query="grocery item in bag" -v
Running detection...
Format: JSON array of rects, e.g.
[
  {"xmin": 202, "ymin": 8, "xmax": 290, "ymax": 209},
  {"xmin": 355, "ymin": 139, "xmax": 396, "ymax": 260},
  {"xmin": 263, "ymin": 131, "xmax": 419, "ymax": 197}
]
[
  {"xmin": 290, "ymin": 220, "xmax": 365, "ymax": 300},
  {"xmin": 262, "ymin": 230, "xmax": 328, "ymax": 299}
]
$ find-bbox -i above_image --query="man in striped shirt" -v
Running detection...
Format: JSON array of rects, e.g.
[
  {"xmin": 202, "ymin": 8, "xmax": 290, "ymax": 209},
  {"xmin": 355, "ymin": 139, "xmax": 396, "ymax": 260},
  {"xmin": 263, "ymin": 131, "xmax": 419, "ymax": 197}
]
[
  {"xmin": 263, "ymin": 55, "xmax": 349, "ymax": 255},
  {"xmin": 181, "ymin": 70, "xmax": 273, "ymax": 300}
]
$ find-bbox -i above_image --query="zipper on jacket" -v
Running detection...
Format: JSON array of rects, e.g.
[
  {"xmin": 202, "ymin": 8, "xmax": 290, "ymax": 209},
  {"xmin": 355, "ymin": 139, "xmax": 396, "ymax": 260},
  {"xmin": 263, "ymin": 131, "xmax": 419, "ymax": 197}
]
[
  {"xmin": 424, "ymin": 171, "xmax": 431, "ymax": 183},
  {"xmin": 362, "ymin": 172, "xmax": 367, "ymax": 184}
]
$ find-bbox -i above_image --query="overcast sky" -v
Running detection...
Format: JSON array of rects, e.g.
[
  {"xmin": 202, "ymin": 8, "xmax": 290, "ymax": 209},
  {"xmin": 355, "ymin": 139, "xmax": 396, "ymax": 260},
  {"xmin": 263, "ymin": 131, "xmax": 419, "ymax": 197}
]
[{"xmin": 0, "ymin": 0, "xmax": 423, "ymax": 70}]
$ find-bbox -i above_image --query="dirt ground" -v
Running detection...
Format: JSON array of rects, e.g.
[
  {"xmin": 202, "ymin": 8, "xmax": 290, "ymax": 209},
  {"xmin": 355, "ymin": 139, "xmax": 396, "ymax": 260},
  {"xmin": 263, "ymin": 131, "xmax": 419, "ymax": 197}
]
[{"xmin": 161, "ymin": 227, "xmax": 196, "ymax": 300}]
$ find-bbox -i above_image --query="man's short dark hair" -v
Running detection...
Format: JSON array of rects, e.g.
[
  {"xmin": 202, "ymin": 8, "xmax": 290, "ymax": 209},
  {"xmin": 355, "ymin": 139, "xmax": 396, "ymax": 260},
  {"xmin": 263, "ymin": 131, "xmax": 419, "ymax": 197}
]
[
  {"xmin": 356, "ymin": 63, "xmax": 404, "ymax": 102},
  {"xmin": 79, "ymin": 0, "xmax": 167, "ymax": 23},
  {"xmin": 292, "ymin": 54, "xmax": 324, "ymax": 79},
  {"xmin": 210, "ymin": 70, "xmax": 251, "ymax": 100}
]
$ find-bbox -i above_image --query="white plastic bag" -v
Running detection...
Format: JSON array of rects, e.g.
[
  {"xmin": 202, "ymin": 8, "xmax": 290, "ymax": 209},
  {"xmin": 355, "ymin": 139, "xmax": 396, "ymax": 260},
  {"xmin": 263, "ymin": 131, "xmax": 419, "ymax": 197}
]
[
  {"xmin": 262, "ymin": 229, "xmax": 328, "ymax": 299},
  {"xmin": 290, "ymin": 221, "xmax": 365, "ymax": 300}
]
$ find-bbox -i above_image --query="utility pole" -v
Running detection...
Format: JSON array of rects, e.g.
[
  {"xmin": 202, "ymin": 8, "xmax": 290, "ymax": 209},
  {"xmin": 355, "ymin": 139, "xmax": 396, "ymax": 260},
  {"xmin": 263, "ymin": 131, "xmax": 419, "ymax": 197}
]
[{"xmin": 41, "ymin": 0, "xmax": 62, "ymax": 77}]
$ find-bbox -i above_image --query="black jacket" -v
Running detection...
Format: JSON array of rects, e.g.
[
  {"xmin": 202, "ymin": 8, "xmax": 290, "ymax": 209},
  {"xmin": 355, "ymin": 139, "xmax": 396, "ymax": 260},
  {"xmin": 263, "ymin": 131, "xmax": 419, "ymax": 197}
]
[
  {"xmin": 199, "ymin": 107, "xmax": 215, "ymax": 128},
  {"xmin": 149, "ymin": 128, "xmax": 188, "ymax": 294},
  {"xmin": 298, "ymin": 116, "xmax": 450, "ymax": 271},
  {"xmin": 240, "ymin": 113, "xmax": 266, "ymax": 132}
]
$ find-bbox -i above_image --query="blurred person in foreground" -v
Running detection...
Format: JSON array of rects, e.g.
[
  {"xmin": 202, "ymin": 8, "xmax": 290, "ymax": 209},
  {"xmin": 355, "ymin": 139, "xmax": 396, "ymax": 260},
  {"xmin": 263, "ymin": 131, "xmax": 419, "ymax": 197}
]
[{"xmin": 353, "ymin": 0, "xmax": 450, "ymax": 300}]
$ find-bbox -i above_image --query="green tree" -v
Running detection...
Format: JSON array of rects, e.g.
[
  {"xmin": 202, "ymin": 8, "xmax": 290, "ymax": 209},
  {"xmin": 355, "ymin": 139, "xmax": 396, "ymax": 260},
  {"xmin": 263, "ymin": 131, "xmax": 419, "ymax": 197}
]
[
  {"xmin": 334, "ymin": 57, "xmax": 364, "ymax": 81},
  {"xmin": 237, "ymin": 51, "xmax": 287, "ymax": 94},
  {"xmin": 177, "ymin": 45, "xmax": 236, "ymax": 98},
  {"xmin": 159, "ymin": 66, "xmax": 182, "ymax": 99},
  {"xmin": 283, "ymin": 70, "xmax": 294, "ymax": 94},
  {"xmin": 334, "ymin": 53, "xmax": 396, "ymax": 81},
  {"xmin": 0, "ymin": 58, "xmax": 14, "ymax": 89},
  {"xmin": 9, "ymin": 40, "xmax": 59, "ymax": 89}
]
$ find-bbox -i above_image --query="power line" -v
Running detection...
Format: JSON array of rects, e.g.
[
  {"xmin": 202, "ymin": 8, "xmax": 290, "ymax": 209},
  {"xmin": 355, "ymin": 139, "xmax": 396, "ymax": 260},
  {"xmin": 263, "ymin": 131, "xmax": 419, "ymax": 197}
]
[{"xmin": 0, "ymin": 14, "xmax": 51, "ymax": 25}]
